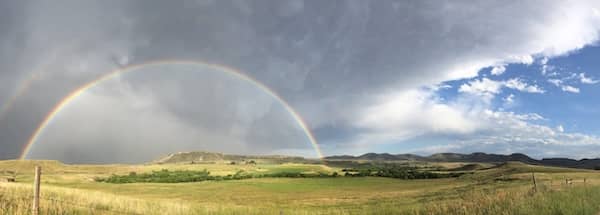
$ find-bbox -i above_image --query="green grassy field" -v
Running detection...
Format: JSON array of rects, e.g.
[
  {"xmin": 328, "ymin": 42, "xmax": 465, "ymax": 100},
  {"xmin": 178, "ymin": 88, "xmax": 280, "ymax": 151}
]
[{"xmin": 1, "ymin": 160, "xmax": 600, "ymax": 214}]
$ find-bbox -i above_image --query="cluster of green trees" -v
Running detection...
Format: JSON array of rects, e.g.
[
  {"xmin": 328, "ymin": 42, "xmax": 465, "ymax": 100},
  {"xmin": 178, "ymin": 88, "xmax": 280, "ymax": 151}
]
[
  {"xmin": 228, "ymin": 160, "xmax": 257, "ymax": 165},
  {"xmin": 341, "ymin": 165, "xmax": 463, "ymax": 179},
  {"xmin": 95, "ymin": 169, "xmax": 250, "ymax": 183},
  {"xmin": 263, "ymin": 171, "xmax": 335, "ymax": 178},
  {"xmin": 96, "ymin": 169, "xmax": 340, "ymax": 183},
  {"xmin": 96, "ymin": 165, "xmax": 463, "ymax": 184}
]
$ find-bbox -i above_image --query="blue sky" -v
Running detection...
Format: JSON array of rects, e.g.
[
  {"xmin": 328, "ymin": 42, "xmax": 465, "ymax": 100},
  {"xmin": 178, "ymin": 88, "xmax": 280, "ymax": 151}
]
[
  {"xmin": 441, "ymin": 45, "xmax": 600, "ymax": 135},
  {"xmin": 370, "ymin": 45, "xmax": 600, "ymax": 158}
]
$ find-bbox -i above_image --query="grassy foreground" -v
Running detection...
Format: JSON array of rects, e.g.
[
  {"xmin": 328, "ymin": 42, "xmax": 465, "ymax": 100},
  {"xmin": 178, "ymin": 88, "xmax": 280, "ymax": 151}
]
[{"xmin": 1, "ymin": 160, "xmax": 600, "ymax": 214}]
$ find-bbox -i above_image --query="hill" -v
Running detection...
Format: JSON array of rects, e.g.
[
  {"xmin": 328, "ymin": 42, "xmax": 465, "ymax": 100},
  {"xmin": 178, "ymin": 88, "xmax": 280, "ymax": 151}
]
[
  {"xmin": 153, "ymin": 151, "xmax": 600, "ymax": 170},
  {"xmin": 325, "ymin": 152, "xmax": 535, "ymax": 163},
  {"xmin": 540, "ymin": 158, "xmax": 600, "ymax": 170},
  {"xmin": 427, "ymin": 152, "xmax": 537, "ymax": 163},
  {"xmin": 326, "ymin": 153, "xmax": 423, "ymax": 161},
  {"xmin": 153, "ymin": 151, "xmax": 317, "ymax": 164},
  {"xmin": 325, "ymin": 152, "xmax": 600, "ymax": 170}
]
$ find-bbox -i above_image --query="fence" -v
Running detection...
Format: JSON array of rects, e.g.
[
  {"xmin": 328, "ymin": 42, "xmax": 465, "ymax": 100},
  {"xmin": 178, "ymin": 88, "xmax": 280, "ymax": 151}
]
[
  {"xmin": 3, "ymin": 195, "xmax": 144, "ymax": 215},
  {"xmin": 38, "ymin": 195, "xmax": 144, "ymax": 215},
  {"xmin": 15, "ymin": 166, "xmax": 145, "ymax": 215},
  {"xmin": 2, "ymin": 166, "xmax": 594, "ymax": 215}
]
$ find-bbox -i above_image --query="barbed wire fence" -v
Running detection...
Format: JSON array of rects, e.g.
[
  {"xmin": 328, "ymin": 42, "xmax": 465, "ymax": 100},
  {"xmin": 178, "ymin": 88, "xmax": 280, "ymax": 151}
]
[
  {"xmin": 38, "ymin": 195, "xmax": 144, "ymax": 215},
  {"xmin": 27, "ymin": 165, "xmax": 145, "ymax": 215},
  {"xmin": 4, "ymin": 195, "xmax": 144, "ymax": 215},
  {"xmin": 4, "ymin": 166, "xmax": 593, "ymax": 215},
  {"xmin": 2, "ymin": 195, "xmax": 143, "ymax": 215}
]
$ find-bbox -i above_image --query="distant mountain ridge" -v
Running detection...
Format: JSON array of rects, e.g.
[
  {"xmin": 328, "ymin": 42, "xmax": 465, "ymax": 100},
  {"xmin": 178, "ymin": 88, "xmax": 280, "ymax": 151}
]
[
  {"xmin": 333, "ymin": 153, "xmax": 425, "ymax": 161},
  {"xmin": 325, "ymin": 152, "xmax": 600, "ymax": 170},
  {"xmin": 154, "ymin": 151, "xmax": 600, "ymax": 170}
]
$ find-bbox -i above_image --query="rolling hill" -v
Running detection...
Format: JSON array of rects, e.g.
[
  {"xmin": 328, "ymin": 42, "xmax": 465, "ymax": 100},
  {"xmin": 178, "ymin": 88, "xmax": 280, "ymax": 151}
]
[
  {"xmin": 151, "ymin": 151, "xmax": 600, "ymax": 170},
  {"xmin": 325, "ymin": 152, "xmax": 600, "ymax": 170},
  {"xmin": 153, "ymin": 151, "xmax": 317, "ymax": 164}
]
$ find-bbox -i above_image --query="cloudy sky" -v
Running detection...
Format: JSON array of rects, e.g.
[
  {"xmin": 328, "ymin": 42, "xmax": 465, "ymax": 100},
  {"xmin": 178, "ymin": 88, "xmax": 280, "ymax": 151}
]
[{"xmin": 1, "ymin": 1, "xmax": 600, "ymax": 163}]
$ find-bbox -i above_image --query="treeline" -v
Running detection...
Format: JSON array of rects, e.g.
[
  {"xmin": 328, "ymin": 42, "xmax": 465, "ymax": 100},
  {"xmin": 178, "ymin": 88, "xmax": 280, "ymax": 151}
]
[
  {"xmin": 341, "ymin": 165, "xmax": 464, "ymax": 179},
  {"xmin": 96, "ymin": 166, "xmax": 463, "ymax": 184},
  {"xmin": 95, "ymin": 169, "xmax": 338, "ymax": 184},
  {"xmin": 329, "ymin": 161, "xmax": 456, "ymax": 179}
]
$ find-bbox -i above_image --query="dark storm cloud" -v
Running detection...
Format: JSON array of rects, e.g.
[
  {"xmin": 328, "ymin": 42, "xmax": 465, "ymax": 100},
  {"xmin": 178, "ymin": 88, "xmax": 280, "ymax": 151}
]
[
  {"xmin": 119, "ymin": 0, "xmax": 600, "ymax": 128},
  {"xmin": 0, "ymin": 1, "xmax": 32, "ymax": 158},
  {"xmin": 26, "ymin": 65, "xmax": 313, "ymax": 163},
  {"xmin": 0, "ymin": 0, "xmax": 27, "ymax": 100},
  {"xmin": 0, "ymin": 0, "xmax": 133, "ymax": 159},
  {"xmin": 2, "ymin": 1, "xmax": 600, "ymax": 161}
]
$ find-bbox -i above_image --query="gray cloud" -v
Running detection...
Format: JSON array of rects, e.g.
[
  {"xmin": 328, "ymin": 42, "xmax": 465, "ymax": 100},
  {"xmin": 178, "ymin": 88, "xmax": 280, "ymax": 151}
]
[
  {"xmin": 26, "ymin": 64, "xmax": 313, "ymax": 163},
  {"xmin": 2, "ymin": 1, "xmax": 600, "ymax": 161}
]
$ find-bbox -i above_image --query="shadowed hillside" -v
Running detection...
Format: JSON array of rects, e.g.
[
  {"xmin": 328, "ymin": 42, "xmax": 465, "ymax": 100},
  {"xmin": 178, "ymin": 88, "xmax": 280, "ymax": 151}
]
[{"xmin": 325, "ymin": 152, "xmax": 600, "ymax": 170}]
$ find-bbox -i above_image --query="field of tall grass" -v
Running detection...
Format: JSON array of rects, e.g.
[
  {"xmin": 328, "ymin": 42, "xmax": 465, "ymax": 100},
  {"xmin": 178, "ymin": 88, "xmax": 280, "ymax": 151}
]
[
  {"xmin": 3, "ymin": 181, "xmax": 600, "ymax": 214},
  {"xmin": 0, "ymin": 182, "xmax": 193, "ymax": 215},
  {"xmin": 2, "ymin": 160, "xmax": 600, "ymax": 214},
  {"xmin": 422, "ymin": 184, "xmax": 600, "ymax": 215}
]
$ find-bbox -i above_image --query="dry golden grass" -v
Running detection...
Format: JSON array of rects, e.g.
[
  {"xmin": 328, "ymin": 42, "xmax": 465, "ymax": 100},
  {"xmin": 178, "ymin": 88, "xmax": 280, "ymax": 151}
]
[
  {"xmin": 419, "ymin": 182, "xmax": 600, "ymax": 215},
  {"xmin": 2, "ymin": 160, "xmax": 600, "ymax": 214},
  {"xmin": 0, "ymin": 182, "xmax": 193, "ymax": 215}
]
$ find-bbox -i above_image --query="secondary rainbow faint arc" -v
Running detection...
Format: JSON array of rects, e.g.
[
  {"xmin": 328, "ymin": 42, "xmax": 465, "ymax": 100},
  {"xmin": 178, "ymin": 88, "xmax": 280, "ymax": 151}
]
[
  {"xmin": 0, "ymin": 44, "xmax": 77, "ymax": 123},
  {"xmin": 0, "ymin": 74, "xmax": 40, "ymax": 120},
  {"xmin": 20, "ymin": 60, "xmax": 323, "ymax": 159}
]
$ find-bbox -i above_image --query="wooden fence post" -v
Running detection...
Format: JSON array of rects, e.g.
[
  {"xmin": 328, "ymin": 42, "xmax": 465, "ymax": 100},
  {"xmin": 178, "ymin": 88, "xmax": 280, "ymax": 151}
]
[
  {"xmin": 531, "ymin": 172, "xmax": 537, "ymax": 192},
  {"xmin": 32, "ymin": 166, "xmax": 41, "ymax": 215}
]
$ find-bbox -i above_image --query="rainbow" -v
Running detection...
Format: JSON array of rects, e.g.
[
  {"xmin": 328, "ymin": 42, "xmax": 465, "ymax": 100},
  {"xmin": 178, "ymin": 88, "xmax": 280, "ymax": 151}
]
[
  {"xmin": 0, "ymin": 74, "xmax": 39, "ymax": 120},
  {"xmin": 20, "ymin": 60, "xmax": 323, "ymax": 159},
  {"xmin": 0, "ymin": 43, "xmax": 81, "ymax": 123}
]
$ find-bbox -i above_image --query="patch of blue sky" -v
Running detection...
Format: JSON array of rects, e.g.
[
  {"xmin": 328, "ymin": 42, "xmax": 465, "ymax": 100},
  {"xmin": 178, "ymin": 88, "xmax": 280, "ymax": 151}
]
[{"xmin": 434, "ymin": 45, "xmax": 600, "ymax": 135}]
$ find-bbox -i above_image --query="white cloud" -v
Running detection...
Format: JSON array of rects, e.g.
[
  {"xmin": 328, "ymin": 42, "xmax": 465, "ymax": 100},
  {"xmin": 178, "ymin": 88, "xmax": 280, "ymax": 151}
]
[
  {"xmin": 458, "ymin": 78, "xmax": 503, "ymax": 101},
  {"xmin": 509, "ymin": 55, "xmax": 534, "ymax": 65},
  {"xmin": 579, "ymin": 73, "xmax": 599, "ymax": 84},
  {"xmin": 503, "ymin": 94, "xmax": 515, "ymax": 106},
  {"xmin": 540, "ymin": 57, "xmax": 550, "ymax": 75},
  {"xmin": 428, "ymin": 84, "xmax": 453, "ymax": 91},
  {"xmin": 548, "ymin": 75, "xmax": 590, "ymax": 93},
  {"xmin": 490, "ymin": 65, "xmax": 506, "ymax": 75},
  {"xmin": 548, "ymin": 79, "xmax": 563, "ymax": 86},
  {"xmin": 539, "ymin": 57, "xmax": 561, "ymax": 76},
  {"xmin": 351, "ymin": 90, "xmax": 484, "ymax": 146},
  {"xmin": 350, "ymin": 89, "xmax": 600, "ymax": 158},
  {"xmin": 557, "ymin": 125, "xmax": 565, "ymax": 132},
  {"xmin": 295, "ymin": 1, "xmax": 600, "ymax": 131},
  {"xmin": 561, "ymin": 85, "xmax": 580, "ymax": 93},
  {"xmin": 504, "ymin": 78, "xmax": 545, "ymax": 93},
  {"xmin": 260, "ymin": 2, "xmax": 600, "ymax": 157},
  {"xmin": 458, "ymin": 78, "xmax": 544, "ymax": 102},
  {"xmin": 540, "ymin": 57, "xmax": 549, "ymax": 65},
  {"xmin": 357, "ymin": 90, "xmax": 479, "ymax": 136}
]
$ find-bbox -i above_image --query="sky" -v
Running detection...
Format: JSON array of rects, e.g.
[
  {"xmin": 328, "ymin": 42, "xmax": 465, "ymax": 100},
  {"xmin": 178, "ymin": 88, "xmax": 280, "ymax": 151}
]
[{"xmin": 1, "ymin": 1, "xmax": 600, "ymax": 163}]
